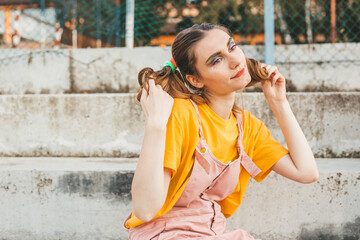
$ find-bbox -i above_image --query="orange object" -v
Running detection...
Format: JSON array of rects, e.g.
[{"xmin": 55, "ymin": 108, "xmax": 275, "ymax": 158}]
[{"xmin": 170, "ymin": 58, "xmax": 177, "ymax": 68}]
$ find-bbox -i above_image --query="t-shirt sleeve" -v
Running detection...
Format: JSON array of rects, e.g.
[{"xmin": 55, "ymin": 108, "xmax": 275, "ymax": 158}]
[
  {"xmin": 163, "ymin": 113, "xmax": 183, "ymax": 178},
  {"xmin": 245, "ymin": 112, "xmax": 288, "ymax": 182}
]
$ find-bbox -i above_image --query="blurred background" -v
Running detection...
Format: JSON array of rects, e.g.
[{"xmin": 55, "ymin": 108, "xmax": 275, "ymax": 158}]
[
  {"xmin": 0, "ymin": 0, "xmax": 359, "ymax": 93},
  {"xmin": 1, "ymin": 0, "xmax": 359, "ymax": 48},
  {"xmin": 1, "ymin": 0, "xmax": 359, "ymax": 92}
]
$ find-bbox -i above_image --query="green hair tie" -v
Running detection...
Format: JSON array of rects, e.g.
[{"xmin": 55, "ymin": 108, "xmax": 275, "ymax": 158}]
[{"xmin": 164, "ymin": 61, "xmax": 176, "ymax": 72}]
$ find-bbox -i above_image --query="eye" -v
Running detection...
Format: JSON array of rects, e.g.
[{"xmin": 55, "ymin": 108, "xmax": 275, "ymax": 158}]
[
  {"xmin": 210, "ymin": 56, "xmax": 222, "ymax": 66},
  {"xmin": 229, "ymin": 42, "xmax": 237, "ymax": 51}
]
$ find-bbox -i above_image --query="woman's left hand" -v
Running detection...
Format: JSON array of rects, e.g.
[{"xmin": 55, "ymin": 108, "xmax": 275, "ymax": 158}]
[{"xmin": 261, "ymin": 64, "xmax": 287, "ymax": 103}]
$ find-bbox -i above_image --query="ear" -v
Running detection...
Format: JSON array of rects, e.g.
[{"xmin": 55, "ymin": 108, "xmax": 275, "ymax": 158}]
[{"xmin": 186, "ymin": 74, "xmax": 204, "ymax": 88}]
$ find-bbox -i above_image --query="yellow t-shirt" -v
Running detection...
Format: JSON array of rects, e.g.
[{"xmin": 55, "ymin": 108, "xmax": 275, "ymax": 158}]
[{"xmin": 125, "ymin": 98, "xmax": 288, "ymax": 229}]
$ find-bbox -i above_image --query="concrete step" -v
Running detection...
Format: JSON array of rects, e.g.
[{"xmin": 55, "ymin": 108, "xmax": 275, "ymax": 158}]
[
  {"xmin": 0, "ymin": 157, "xmax": 359, "ymax": 239},
  {"xmin": 0, "ymin": 92, "xmax": 358, "ymax": 158},
  {"xmin": 0, "ymin": 43, "xmax": 359, "ymax": 94}
]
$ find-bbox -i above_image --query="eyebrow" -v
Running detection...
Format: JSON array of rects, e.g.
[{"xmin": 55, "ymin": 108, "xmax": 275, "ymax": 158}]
[{"xmin": 205, "ymin": 37, "xmax": 233, "ymax": 65}]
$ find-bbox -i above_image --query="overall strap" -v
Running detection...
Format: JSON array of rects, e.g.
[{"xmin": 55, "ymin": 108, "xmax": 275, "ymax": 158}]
[
  {"xmin": 189, "ymin": 99, "xmax": 205, "ymax": 141},
  {"xmin": 233, "ymin": 111, "xmax": 262, "ymax": 178},
  {"xmin": 233, "ymin": 112, "xmax": 244, "ymax": 153}
]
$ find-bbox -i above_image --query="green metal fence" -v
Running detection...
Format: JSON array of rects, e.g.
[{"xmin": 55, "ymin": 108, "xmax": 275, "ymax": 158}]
[
  {"xmin": 0, "ymin": 0, "xmax": 359, "ymax": 66},
  {"xmin": 1, "ymin": 0, "xmax": 359, "ymax": 48}
]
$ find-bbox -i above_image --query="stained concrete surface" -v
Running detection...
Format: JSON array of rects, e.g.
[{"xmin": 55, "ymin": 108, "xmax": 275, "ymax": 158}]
[
  {"xmin": 0, "ymin": 158, "xmax": 359, "ymax": 239},
  {"xmin": 0, "ymin": 93, "xmax": 358, "ymax": 158}
]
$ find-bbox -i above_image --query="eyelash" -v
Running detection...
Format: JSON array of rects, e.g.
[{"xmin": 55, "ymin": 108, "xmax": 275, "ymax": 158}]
[{"xmin": 209, "ymin": 42, "xmax": 237, "ymax": 66}]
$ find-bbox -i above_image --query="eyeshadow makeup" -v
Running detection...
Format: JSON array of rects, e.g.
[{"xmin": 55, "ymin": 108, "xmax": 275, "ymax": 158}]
[{"xmin": 205, "ymin": 38, "xmax": 237, "ymax": 67}]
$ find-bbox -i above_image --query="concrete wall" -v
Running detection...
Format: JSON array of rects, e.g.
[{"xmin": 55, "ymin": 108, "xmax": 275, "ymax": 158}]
[
  {"xmin": 0, "ymin": 157, "xmax": 359, "ymax": 239},
  {"xmin": 0, "ymin": 157, "xmax": 134, "ymax": 240},
  {"xmin": 0, "ymin": 93, "xmax": 358, "ymax": 158},
  {"xmin": 0, "ymin": 43, "xmax": 359, "ymax": 94}
]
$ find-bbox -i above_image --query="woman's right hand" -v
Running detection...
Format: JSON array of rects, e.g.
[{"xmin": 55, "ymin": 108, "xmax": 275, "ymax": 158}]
[{"xmin": 140, "ymin": 79, "xmax": 174, "ymax": 129}]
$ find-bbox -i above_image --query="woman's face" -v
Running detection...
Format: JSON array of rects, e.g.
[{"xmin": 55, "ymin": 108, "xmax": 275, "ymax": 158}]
[{"xmin": 190, "ymin": 29, "xmax": 251, "ymax": 97}]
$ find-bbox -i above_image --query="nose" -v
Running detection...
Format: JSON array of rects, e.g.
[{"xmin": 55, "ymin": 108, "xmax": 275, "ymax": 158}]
[{"xmin": 229, "ymin": 52, "xmax": 241, "ymax": 69}]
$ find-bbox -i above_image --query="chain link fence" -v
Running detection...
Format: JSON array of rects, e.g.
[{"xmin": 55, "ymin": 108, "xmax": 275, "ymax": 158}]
[
  {"xmin": 0, "ymin": 0, "xmax": 359, "ymax": 83},
  {"xmin": 273, "ymin": 0, "xmax": 360, "ymax": 79}
]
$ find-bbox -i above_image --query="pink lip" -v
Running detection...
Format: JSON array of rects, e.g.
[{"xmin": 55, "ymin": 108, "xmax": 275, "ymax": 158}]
[{"xmin": 231, "ymin": 68, "xmax": 245, "ymax": 79}]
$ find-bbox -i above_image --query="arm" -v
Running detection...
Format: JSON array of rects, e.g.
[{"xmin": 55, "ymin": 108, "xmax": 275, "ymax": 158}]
[
  {"xmin": 269, "ymin": 101, "xmax": 319, "ymax": 183},
  {"xmin": 261, "ymin": 65, "xmax": 319, "ymax": 183},
  {"xmin": 131, "ymin": 80, "xmax": 174, "ymax": 222}
]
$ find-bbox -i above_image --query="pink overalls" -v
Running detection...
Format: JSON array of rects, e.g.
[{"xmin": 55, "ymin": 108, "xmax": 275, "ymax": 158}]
[{"xmin": 127, "ymin": 100, "xmax": 262, "ymax": 239}]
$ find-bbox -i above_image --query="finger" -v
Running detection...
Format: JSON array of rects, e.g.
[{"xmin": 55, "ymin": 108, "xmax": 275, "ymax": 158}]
[
  {"xmin": 140, "ymin": 87, "xmax": 147, "ymax": 102},
  {"xmin": 271, "ymin": 73, "xmax": 281, "ymax": 86},
  {"xmin": 267, "ymin": 66, "xmax": 278, "ymax": 77},
  {"xmin": 156, "ymin": 84, "xmax": 163, "ymax": 90},
  {"xmin": 148, "ymin": 79, "xmax": 156, "ymax": 94},
  {"xmin": 261, "ymin": 78, "xmax": 271, "ymax": 88},
  {"xmin": 140, "ymin": 88, "xmax": 149, "ymax": 117},
  {"xmin": 140, "ymin": 88, "xmax": 147, "ymax": 109}
]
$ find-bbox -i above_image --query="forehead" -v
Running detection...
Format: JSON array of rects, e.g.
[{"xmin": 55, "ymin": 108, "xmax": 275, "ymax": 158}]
[{"xmin": 194, "ymin": 29, "xmax": 231, "ymax": 62}]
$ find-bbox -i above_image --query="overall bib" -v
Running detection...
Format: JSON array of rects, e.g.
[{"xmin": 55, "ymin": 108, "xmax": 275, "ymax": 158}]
[{"xmin": 127, "ymin": 100, "xmax": 262, "ymax": 239}]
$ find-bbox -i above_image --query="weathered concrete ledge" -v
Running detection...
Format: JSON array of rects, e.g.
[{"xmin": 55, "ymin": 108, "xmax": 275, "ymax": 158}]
[
  {"xmin": 0, "ymin": 157, "xmax": 359, "ymax": 239},
  {"xmin": 0, "ymin": 43, "xmax": 359, "ymax": 94},
  {"xmin": 0, "ymin": 92, "xmax": 358, "ymax": 158}
]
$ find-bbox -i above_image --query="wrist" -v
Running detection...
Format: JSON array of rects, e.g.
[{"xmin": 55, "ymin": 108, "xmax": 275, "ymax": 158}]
[
  {"xmin": 268, "ymin": 99, "xmax": 290, "ymax": 116},
  {"xmin": 145, "ymin": 119, "xmax": 168, "ymax": 132}
]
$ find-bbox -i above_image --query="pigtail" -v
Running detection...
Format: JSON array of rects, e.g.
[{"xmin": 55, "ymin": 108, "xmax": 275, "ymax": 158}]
[
  {"xmin": 245, "ymin": 58, "xmax": 269, "ymax": 87},
  {"xmin": 136, "ymin": 66, "xmax": 195, "ymax": 102}
]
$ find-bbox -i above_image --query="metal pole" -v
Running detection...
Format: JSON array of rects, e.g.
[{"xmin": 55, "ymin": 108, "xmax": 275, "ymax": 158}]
[
  {"xmin": 125, "ymin": 0, "xmax": 134, "ymax": 48},
  {"xmin": 72, "ymin": 0, "xmax": 77, "ymax": 48},
  {"xmin": 40, "ymin": 0, "xmax": 45, "ymax": 48},
  {"xmin": 305, "ymin": 0, "xmax": 313, "ymax": 43},
  {"xmin": 115, "ymin": 0, "xmax": 121, "ymax": 47},
  {"xmin": 264, "ymin": 0, "xmax": 275, "ymax": 65},
  {"xmin": 96, "ymin": 0, "xmax": 101, "ymax": 48},
  {"xmin": 330, "ymin": 0, "xmax": 336, "ymax": 43}
]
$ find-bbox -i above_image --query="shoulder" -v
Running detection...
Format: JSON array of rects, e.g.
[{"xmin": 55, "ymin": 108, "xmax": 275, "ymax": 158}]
[
  {"xmin": 171, "ymin": 98, "xmax": 196, "ymax": 121},
  {"xmin": 240, "ymin": 110, "xmax": 265, "ymax": 136},
  {"xmin": 173, "ymin": 98, "xmax": 194, "ymax": 110},
  {"xmin": 239, "ymin": 110, "xmax": 256, "ymax": 126}
]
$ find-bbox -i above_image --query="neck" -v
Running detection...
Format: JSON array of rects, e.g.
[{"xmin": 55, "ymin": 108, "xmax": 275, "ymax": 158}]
[{"xmin": 207, "ymin": 92, "xmax": 235, "ymax": 120}]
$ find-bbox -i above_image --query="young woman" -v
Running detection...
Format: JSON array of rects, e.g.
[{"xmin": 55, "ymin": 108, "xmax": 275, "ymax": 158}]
[{"xmin": 124, "ymin": 23, "xmax": 319, "ymax": 239}]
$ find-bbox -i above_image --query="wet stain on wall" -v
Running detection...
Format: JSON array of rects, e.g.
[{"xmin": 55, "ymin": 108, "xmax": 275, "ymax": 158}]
[
  {"xmin": 106, "ymin": 172, "xmax": 133, "ymax": 199},
  {"xmin": 298, "ymin": 217, "xmax": 360, "ymax": 240},
  {"xmin": 58, "ymin": 171, "xmax": 133, "ymax": 201}
]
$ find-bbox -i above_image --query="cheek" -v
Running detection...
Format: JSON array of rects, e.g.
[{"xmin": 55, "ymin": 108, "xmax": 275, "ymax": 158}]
[
  {"xmin": 207, "ymin": 66, "xmax": 223, "ymax": 77},
  {"xmin": 247, "ymin": 68, "xmax": 252, "ymax": 77},
  {"xmin": 246, "ymin": 71, "xmax": 252, "ymax": 81},
  {"xmin": 243, "ymin": 67, "xmax": 252, "ymax": 82}
]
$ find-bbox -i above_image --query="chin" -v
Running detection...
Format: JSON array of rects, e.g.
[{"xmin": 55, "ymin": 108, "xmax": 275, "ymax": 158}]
[{"xmin": 233, "ymin": 84, "xmax": 247, "ymax": 92}]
